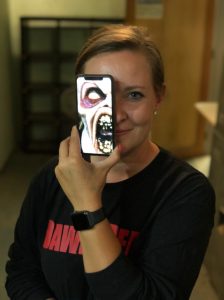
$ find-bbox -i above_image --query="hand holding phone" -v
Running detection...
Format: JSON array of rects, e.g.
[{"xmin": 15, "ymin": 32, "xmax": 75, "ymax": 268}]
[{"xmin": 76, "ymin": 74, "xmax": 115, "ymax": 155}]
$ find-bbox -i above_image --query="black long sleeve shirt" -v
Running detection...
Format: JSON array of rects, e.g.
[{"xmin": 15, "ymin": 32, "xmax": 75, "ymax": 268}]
[{"xmin": 5, "ymin": 149, "xmax": 215, "ymax": 300}]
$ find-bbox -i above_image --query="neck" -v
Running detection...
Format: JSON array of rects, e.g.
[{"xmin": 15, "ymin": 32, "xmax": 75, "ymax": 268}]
[{"xmin": 91, "ymin": 141, "xmax": 160, "ymax": 183}]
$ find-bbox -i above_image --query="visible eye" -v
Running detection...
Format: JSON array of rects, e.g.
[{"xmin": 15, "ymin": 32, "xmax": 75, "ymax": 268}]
[
  {"xmin": 81, "ymin": 87, "xmax": 106, "ymax": 108},
  {"xmin": 128, "ymin": 91, "xmax": 144, "ymax": 101}
]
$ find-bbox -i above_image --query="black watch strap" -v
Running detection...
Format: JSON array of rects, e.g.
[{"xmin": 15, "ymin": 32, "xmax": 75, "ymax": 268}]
[{"xmin": 71, "ymin": 207, "xmax": 105, "ymax": 231}]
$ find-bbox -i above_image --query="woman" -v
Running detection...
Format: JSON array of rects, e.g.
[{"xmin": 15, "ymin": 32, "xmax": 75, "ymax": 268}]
[{"xmin": 6, "ymin": 24, "xmax": 215, "ymax": 300}]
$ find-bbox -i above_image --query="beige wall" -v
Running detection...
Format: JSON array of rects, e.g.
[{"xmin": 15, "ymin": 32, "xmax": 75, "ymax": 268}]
[
  {"xmin": 8, "ymin": 0, "xmax": 126, "ymax": 56},
  {"xmin": 0, "ymin": 0, "xmax": 14, "ymax": 170}
]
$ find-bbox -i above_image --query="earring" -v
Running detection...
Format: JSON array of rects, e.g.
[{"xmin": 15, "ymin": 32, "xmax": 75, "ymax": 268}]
[{"xmin": 153, "ymin": 110, "xmax": 158, "ymax": 116}]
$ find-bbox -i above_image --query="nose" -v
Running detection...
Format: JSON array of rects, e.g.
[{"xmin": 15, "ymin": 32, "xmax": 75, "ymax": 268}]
[{"xmin": 115, "ymin": 96, "xmax": 127, "ymax": 124}]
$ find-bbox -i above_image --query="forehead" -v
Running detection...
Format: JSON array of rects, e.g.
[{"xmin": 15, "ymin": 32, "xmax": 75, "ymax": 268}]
[{"xmin": 83, "ymin": 50, "xmax": 153, "ymax": 84}]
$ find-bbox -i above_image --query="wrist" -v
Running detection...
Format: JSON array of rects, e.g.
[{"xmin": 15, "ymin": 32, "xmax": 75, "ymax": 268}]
[
  {"xmin": 71, "ymin": 207, "xmax": 106, "ymax": 231},
  {"xmin": 71, "ymin": 195, "xmax": 102, "ymax": 212}
]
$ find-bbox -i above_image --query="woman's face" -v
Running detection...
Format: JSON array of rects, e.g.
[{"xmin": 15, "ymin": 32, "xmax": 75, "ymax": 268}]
[{"xmin": 83, "ymin": 50, "xmax": 163, "ymax": 157}]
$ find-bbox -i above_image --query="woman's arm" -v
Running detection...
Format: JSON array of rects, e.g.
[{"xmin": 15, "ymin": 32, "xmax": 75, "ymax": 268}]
[{"xmin": 55, "ymin": 126, "xmax": 122, "ymax": 273}]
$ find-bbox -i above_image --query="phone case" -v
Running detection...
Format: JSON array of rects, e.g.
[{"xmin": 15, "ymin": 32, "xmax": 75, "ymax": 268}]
[{"xmin": 75, "ymin": 74, "xmax": 115, "ymax": 156}]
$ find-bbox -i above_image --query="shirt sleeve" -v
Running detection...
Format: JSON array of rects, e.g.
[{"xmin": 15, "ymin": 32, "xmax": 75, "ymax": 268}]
[
  {"xmin": 5, "ymin": 173, "xmax": 55, "ymax": 300},
  {"xmin": 85, "ymin": 175, "xmax": 215, "ymax": 300}
]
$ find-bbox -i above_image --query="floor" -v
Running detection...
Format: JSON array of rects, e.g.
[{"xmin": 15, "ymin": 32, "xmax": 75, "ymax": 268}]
[{"xmin": 0, "ymin": 151, "xmax": 220, "ymax": 300}]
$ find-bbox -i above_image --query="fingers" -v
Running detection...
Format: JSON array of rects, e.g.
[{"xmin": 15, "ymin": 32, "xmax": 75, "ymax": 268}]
[
  {"xmin": 58, "ymin": 126, "xmax": 81, "ymax": 162},
  {"xmin": 58, "ymin": 137, "xmax": 70, "ymax": 162},
  {"xmin": 97, "ymin": 145, "xmax": 121, "ymax": 172},
  {"xmin": 69, "ymin": 126, "xmax": 82, "ymax": 158}
]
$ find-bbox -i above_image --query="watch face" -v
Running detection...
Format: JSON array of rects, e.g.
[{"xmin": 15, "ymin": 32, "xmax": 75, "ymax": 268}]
[{"xmin": 72, "ymin": 212, "xmax": 92, "ymax": 230}]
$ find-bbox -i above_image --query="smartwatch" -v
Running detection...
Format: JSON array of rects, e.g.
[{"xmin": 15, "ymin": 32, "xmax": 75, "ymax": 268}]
[{"xmin": 71, "ymin": 207, "xmax": 105, "ymax": 231}]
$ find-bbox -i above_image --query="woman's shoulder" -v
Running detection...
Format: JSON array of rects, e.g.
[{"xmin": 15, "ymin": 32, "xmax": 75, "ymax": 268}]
[
  {"xmin": 156, "ymin": 148, "xmax": 215, "ymax": 207},
  {"xmin": 39, "ymin": 156, "xmax": 59, "ymax": 174},
  {"xmin": 158, "ymin": 148, "xmax": 209, "ymax": 179},
  {"xmin": 142, "ymin": 148, "xmax": 215, "ymax": 209},
  {"xmin": 29, "ymin": 156, "xmax": 59, "ymax": 189},
  {"xmin": 118, "ymin": 148, "xmax": 212, "ymax": 191}
]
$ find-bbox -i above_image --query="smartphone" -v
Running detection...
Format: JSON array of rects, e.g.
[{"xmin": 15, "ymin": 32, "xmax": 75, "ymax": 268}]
[{"xmin": 76, "ymin": 74, "xmax": 115, "ymax": 156}]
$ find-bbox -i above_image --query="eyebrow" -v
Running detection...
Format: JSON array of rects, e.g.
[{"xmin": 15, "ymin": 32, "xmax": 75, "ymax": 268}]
[{"xmin": 122, "ymin": 86, "xmax": 146, "ymax": 91}]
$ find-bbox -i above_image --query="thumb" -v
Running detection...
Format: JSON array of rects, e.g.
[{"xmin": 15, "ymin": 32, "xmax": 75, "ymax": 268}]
[{"xmin": 98, "ymin": 145, "xmax": 121, "ymax": 173}]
